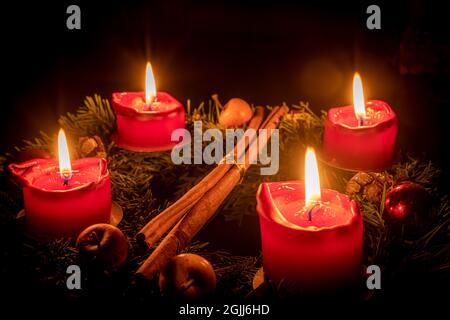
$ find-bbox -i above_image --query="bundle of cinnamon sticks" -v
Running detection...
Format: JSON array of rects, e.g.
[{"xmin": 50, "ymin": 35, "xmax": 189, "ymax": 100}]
[{"xmin": 135, "ymin": 105, "xmax": 289, "ymax": 280}]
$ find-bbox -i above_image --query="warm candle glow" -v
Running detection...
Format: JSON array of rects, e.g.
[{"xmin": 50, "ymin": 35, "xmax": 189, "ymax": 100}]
[
  {"xmin": 304, "ymin": 147, "xmax": 321, "ymax": 207},
  {"xmin": 145, "ymin": 62, "xmax": 157, "ymax": 104},
  {"xmin": 353, "ymin": 73, "xmax": 366, "ymax": 124},
  {"xmin": 58, "ymin": 129, "xmax": 72, "ymax": 181}
]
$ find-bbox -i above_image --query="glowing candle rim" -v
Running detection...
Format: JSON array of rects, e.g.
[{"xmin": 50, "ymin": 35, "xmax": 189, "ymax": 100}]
[
  {"xmin": 257, "ymin": 181, "xmax": 361, "ymax": 233},
  {"xmin": 327, "ymin": 100, "xmax": 397, "ymax": 130},
  {"xmin": 112, "ymin": 92, "xmax": 184, "ymax": 116},
  {"xmin": 8, "ymin": 158, "xmax": 109, "ymax": 193}
]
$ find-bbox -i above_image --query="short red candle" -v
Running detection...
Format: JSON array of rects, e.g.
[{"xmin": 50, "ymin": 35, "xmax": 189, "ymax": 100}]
[
  {"xmin": 256, "ymin": 181, "xmax": 363, "ymax": 294},
  {"xmin": 112, "ymin": 92, "xmax": 185, "ymax": 152},
  {"xmin": 112, "ymin": 62, "xmax": 185, "ymax": 152},
  {"xmin": 9, "ymin": 158, "xmax": 112, "ymax": 240},
  {"xmin": 323, "ymin": 100, "xmax": 397, "ymax": 170}
]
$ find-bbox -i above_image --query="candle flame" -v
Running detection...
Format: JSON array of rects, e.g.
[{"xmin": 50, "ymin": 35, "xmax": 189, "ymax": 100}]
[
  {"xmin": 353, "ymin": 72, "xmax": 366, "ymax": 123},
  {"xmin": 58, "ymin": 129, "xmax": 72, "ymax": 181},
  {"xmin": 145, "ymin": 62, "xmax": 157, "ymax": 104},
  {"xmin": 304, "ymin": 147, "xmax": 321, "ymax": 207}
]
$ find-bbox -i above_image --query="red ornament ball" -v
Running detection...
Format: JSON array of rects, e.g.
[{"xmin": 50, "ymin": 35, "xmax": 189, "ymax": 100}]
[{"xmin": 384, "ymin": 182, "xmax": 433, "ymax": 236}]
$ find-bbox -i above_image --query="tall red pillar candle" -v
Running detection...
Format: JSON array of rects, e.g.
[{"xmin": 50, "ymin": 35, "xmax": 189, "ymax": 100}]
[
  {"xmin": 9, "ymin": 130, "xmax": 111, "ymax": 240},
  {"xmin": 256, "ymin": 148, "xmax": 363, "ymax": 294},
  {"xmin": 112, "ymin": 62, "xmax": 185, "ymax": 152},
  {"xmin": 323, "ymin": 73, "xmax": 397, "ymax": 170}
]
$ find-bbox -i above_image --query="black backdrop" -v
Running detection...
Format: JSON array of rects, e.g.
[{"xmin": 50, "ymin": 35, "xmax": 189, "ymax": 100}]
[{"xmin": 2, "ymin": 0, "xmax": 449, "ymax": 181}]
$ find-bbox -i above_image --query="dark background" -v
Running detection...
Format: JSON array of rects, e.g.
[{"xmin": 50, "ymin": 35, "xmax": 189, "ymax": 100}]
[{"xmin": 1, "ymin": 0, "xmax": 449, "ymax": 180}]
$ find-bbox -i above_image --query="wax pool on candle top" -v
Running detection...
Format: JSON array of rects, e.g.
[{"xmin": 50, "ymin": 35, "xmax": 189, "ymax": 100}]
[
  {"xmin": 31, "ymin": 165, "xmax": 104, "ymax": 190},
  {"xmin": 272, "ymin": 186, "xmax": 354, "ymax": 228},
  {"xmin": 116, "ymin": 92, "xmax": 181, "ymax": 113},
  {"xmin": 329, "ymin": 100, "xmax": 394, "ymax": 127}
]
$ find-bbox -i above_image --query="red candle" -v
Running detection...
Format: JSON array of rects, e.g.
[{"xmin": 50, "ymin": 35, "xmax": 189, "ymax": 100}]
[
  {"xmin": 9, "ymin": 130, "xmax": 112, "ymax": 240},
  {"xmin": 256, "ymin": 148, "xmax": 363, "ymax": 294},
  {"xmin": 323, "ymin": 73, "xmax": 397, "ymax": 170},
  {"xmin": 112, "ymin": 62, "xmax": 185, "ymax": 152}
]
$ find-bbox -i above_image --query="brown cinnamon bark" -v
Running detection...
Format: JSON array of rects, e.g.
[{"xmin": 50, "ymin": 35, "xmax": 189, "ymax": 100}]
[
  {"xmin": 136, "ymin": 105, "xmax": 288, "ymax": 280},
  {"xmin": 136, "ymin": 106, "xmax": 265, "ymax": 247},
  {"xmin": 136, "ymin": 167, "xmax": 242, "ymax": 280}
]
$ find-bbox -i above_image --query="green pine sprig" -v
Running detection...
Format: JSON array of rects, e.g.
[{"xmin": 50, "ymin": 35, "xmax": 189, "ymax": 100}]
[{"xmin": 58, "ymin": 94, "xmax": 116, "ymax": 141}]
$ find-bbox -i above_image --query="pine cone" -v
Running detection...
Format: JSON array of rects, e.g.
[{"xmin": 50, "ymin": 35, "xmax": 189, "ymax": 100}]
[
  {"xmin": 346, "ymin": 172, "xmax": 392, "ymax": 204},
  {"xmin": 78, "ymin": 136, "xmax": 107, "ymax": 159}
]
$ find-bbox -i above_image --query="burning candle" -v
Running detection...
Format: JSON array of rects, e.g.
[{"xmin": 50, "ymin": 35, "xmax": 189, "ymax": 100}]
[
  {"xmin": 9, "ymin": 129, "xmax": 112, "ymax": 240},
  {"xmin": 112, "ymin": 62, "xmax": 186, "ymax": 152},
  {"xmin": 256, "ymin": 148, "xmax": 363, "ymax": 295},
  {"xmin": 323, "ymin": 73, "xmax": 398, "ymax": 170}
]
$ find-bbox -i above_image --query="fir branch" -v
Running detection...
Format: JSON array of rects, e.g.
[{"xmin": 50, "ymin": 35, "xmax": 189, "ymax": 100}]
[
  {"xmin": 279, "ymin": 101, "xmax": 325, "ymax": 151},
  {"xmin": 15, "ymin": 131, "xmax": 54, "ymax": 153},
  {"xmin": 58, "ymin": 94, "xmax": 116, "ymax": 141},
  {"xmin": 22, "ymin": 238, "xmax": 78, "ymax": 288},
  {"xmin": 352, "ymin": 158, "xmax": 449, "ymax": 272},
  {"xmin": 182, "ymin": 241, "xmax": 259, "ymax": 296},
  {"xmin": 0, "ymin": 156, "xmax": 7, "ymax": 173},
  {"xmin": 393, "ymin": 157, "xmax": 440, "ymax": 188}
]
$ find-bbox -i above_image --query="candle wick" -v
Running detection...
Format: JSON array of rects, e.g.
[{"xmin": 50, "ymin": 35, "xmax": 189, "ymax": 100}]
[
  {"xmin": 146, "ymin": 98, "xmax": 158, "ymax": 111},
  {"xmin": 358, "ymin": 117, "xmax": 364, "ymax": 126},
  {"xmin": 62, "ymin": 172, "xmax": 71, "ymax": 186},
  {"xmin": 306, "ymin": 202, "xmax": 320, "ymax": 221}
]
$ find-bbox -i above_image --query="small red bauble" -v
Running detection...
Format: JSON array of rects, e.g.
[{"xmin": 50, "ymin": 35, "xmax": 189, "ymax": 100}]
[{"xmin": 384, "ymin": 182, "xmax": 433, "ymax": 236}]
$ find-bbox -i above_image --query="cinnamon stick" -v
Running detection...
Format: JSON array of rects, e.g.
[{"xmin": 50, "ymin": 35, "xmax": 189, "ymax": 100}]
[
  {"xmin": 136, "ymin": 105, "xmax": 289, "ymax": 280},
  {"xmin": 136, "ymin": 167, "xmax": 242, "ymax": 280},
  {"xmin": 136, "ymin": 106, "xmax": 265, "ymax": 247},
  {"xmin": 259, "ymin": 106, "xmax": 280, "ymax": 130},
  {"xmin": 135, "ymin": 165, "xmax": 228, "ymax": 245}
]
